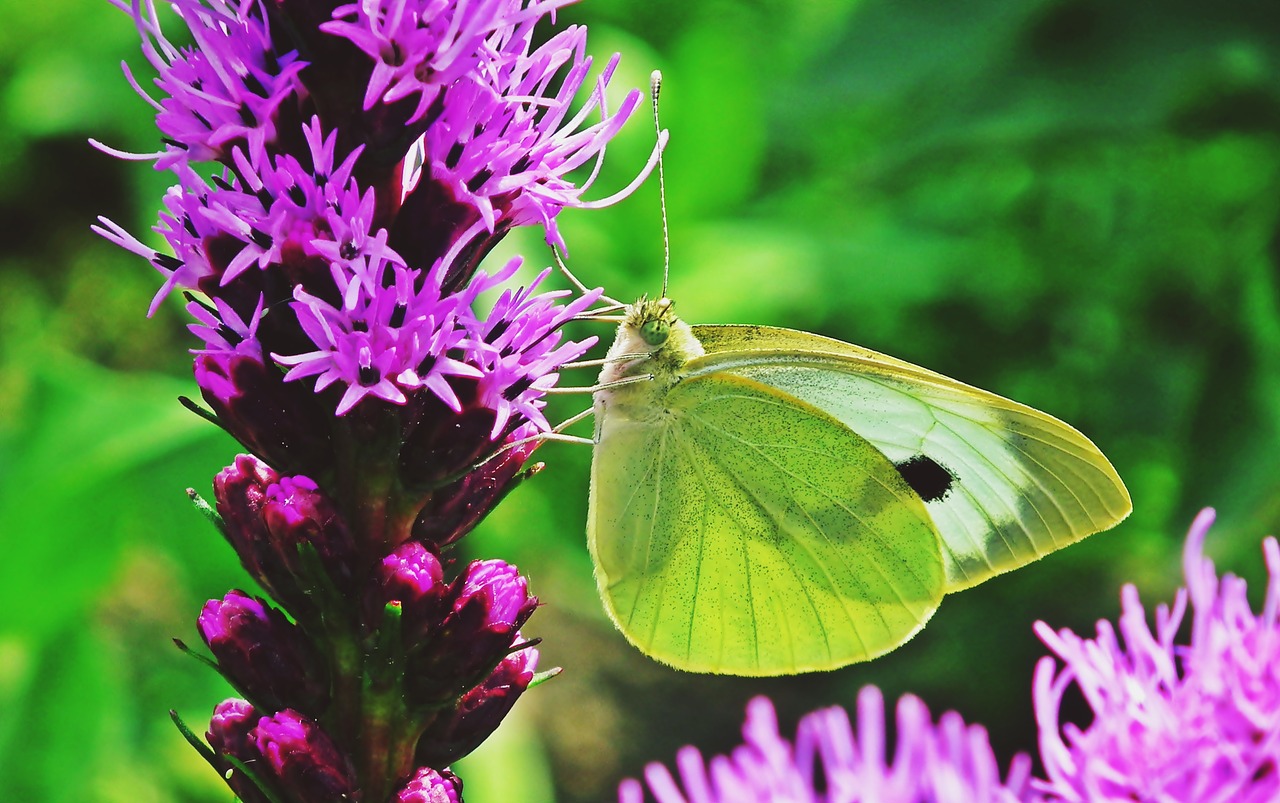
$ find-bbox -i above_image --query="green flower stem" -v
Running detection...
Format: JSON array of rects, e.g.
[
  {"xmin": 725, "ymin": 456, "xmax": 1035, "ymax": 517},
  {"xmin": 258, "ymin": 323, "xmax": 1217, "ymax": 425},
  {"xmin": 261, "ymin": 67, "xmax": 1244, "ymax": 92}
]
[{"xmin": 357, "ymin": 603, "xmax": 421, "ymax": 800}]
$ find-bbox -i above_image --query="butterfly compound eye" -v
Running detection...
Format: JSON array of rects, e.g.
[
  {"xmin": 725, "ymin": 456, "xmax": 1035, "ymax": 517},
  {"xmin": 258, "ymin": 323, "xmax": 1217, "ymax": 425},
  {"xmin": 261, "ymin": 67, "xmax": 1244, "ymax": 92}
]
[{"xmin": 639, "ymin": 318, "xmax": 670, "ymax": 346}]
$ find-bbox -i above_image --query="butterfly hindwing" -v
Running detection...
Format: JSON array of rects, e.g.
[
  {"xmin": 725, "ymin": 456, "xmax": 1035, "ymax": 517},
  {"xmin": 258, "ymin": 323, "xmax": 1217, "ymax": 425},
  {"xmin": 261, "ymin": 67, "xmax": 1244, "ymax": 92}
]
[
  {"xmin": 588, "ymin": 370, "xmax": 946, "ymax": 675},
  {"xmin": 687, "ymin": 325, "xmax": 1132, "ymax": 591}
]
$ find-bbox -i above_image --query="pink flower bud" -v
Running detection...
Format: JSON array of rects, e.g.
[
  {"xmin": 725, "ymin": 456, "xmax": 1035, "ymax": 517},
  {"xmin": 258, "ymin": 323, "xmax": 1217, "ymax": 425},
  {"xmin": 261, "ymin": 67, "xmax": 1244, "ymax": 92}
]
[
  {"xmin": 198, "ymin": 590, "xmax": 327, "ymax": 713},
  {"xmin": 206, "ymin": 698, "xmax": 271, "ymax": 803},
  {"xmin": 391, "ymin": 766, "xmax": 462, "ymax": 803},
  {"xmin": 366, "ymin": 541, "xmax": 447, "ymax": 644},
  {"xmin": 408, "ymin": 559, "xmax": 537, "ymax": 703},
  {"xmin": 253, "ymin": 710, "xmax": 357, "ymax": 802}
]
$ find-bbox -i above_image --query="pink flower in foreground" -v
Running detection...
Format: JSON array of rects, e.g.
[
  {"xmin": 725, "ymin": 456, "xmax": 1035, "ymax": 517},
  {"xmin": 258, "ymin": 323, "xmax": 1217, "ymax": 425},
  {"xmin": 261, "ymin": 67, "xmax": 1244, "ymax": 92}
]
[
  {"xmin": 621, "ymin": 690, "xmax": 1033, "ymax": 803},
  {"xmin": 1034, "ymin": 508, "xmax": 1280, "ymax": 801}
]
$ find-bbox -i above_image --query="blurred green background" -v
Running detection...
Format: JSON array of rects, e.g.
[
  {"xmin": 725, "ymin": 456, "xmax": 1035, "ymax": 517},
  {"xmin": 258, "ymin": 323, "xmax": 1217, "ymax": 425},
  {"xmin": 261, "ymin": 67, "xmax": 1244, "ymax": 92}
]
[{"xmin": 4, "ymin": 0, "xmax": 1280, "ymax": 800}]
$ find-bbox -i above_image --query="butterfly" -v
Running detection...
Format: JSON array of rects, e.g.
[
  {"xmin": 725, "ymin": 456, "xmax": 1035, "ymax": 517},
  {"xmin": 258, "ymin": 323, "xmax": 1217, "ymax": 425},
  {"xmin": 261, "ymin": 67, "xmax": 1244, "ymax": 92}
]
[{"xmin": 585, "ymin": 295, "xmax": 1131, "ymax": 676}]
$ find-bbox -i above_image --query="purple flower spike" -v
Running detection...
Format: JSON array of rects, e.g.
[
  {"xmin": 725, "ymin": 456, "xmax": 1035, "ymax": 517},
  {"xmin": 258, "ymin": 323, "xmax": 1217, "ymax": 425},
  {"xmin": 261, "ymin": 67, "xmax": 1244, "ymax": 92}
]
[
  {"xmin": 101, "ymin": 0, "xmax": 654, "ymax": 793},
  {"xmin": 621, "ymin": 690, "xmax": 1033, "ymax": 803},
  {"xmin": 1033, "ymin": 508, "xmax": 1280, "ymax": 801},
  {"xmin": 367, "ymin": 541, "xmax": 447, "ymax": 644},
  {"xmin": 392, "ymin": 766, "xmax": 464, "ymax": 803},
  {"xmin": 416, "ymin": 642, "xmax": 539, "ymax": 766},
  {"xmin": 198, "ymin": 590, "xmax": 328, "ymax": 713},
  {"xmin": 254, "ymin": 709, "xmax": 359, "ymax": 802},
  {"xmin": 409, "ymin": 559, "xmax": 537, "ymax": 702}
]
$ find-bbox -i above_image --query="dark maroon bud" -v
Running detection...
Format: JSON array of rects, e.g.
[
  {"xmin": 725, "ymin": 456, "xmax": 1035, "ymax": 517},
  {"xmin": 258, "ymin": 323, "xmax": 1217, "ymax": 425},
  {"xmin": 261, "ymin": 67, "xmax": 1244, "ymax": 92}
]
[
  {"xmin": 411, "ymin": 436, "xmax": 538, "ymax": 549},
  {"xmin": 207, "ymin": 698, "xmax": 271, "ymax": 803},
  {"xmin": 365, "ymin": 541, "xmax": 447, "ymax": 644},
  {"xmin": 253, "ymin": 709, "xmax": 358, "ymax": 802},
  {"xmin": 416, "ymin": 644, "xmax": 538, "ymax": 766},
  {"xmin": 198, "ymin": 590, "xmax": 328, "ymax": 713},
  {"xmin": 213, "ymin": 455, "xmax": 356, "ymax": 615},
  {"xmin": 196, "ymin": 350, "xmax": 333, "ymax": 476},
  {"xmin": 398, "ymin": 382, "xmax": 500, "ymax": 491},
  {"xmin": 389, "ymin": 183, "xmax": 488, "ymax": 296},
  {"xmin": 213, "ymin": 454, "xmax": 279, "ymax": 582},
  {"xmin": 391, "ymin": 766, "xmax": 464, "ymax": 803},
  {"xmin": 408, "ymin": 560, "xmax": 537, "ymax": 702}
]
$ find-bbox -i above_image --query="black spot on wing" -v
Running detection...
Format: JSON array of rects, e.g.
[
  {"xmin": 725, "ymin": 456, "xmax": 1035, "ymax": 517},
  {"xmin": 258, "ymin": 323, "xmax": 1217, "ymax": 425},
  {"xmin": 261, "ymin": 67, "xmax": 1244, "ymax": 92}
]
[{"xmin": 894, "ymin": 455, "xmax": 955, "ymax": 503}]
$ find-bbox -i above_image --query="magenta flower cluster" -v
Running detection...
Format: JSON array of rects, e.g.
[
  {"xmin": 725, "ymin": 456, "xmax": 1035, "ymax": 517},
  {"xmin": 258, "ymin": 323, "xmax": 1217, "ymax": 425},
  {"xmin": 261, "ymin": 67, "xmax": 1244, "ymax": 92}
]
[
  {"xmin": 1034, "ymin": 508, "xmax": 1280, "ymax": 800},
  {"xmin": 95, "ymin": 0, "xmax": 652, "ymax": 799},
  {"xmin": 621, "ymin": 689, "xmax": 1032, "ymax": 803},
  {"xmin": 623, "ymin": 510, "xmax": 1280, "ymax": 803}
]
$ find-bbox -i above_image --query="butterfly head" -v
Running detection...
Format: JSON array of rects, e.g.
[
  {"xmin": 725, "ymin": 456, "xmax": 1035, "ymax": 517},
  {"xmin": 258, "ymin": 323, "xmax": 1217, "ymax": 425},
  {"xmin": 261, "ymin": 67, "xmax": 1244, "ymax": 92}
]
[
  {"xmin": 598, "ymin": 296, "xmax": 704, "ymax": 390},
  {"xmin": 632, "ymin": 296, "xmax": 676, "ymax": 347}
]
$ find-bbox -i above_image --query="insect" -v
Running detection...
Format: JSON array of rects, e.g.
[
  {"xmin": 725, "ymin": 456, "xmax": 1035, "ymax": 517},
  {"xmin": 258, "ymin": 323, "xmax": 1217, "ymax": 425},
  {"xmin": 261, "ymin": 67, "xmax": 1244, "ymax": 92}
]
[
  {"xmin": 585, "ymin": 296, "xmax": 1131, "ymax": 675},
  {"xmin": 571, "ymin": 72, "xmax": 1129, "ymax": 676}
]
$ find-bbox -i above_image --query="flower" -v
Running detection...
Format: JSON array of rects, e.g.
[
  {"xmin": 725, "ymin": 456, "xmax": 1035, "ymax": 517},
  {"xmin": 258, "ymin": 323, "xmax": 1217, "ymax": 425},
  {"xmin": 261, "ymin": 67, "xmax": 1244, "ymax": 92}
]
[
  {"xmin": 620, "ymin": 690, "xmax": 1033, "ymax": 803},
  {"xmin": 1033, "ymin": 508, "xmax": 1280, "ymax": 801},
  {"xmin": 366, "ymin": 540, "xmax": 448, "ymax": 643},
  {"xmin": 207, "ymin": 698, "xmax": 271, "ymax": 803},
  {"xmin": 102, "ymin": 0, "xmax": 305, "ymax": 171},
  {"xmin": 99, "ymin": 0, "xmax": 654, "ymax": 798},
  {"xmin": 408, "ymin": 425, "xmax": 541, "ymax": 547},
  {"xmin": 94, "ymin": 0, "xmax": 654, "ymax": 429},
  {"xmin": 212, "ymin": 456, "xmax": 356, "ymax": 618},
  {"xmin": 409, "ymin": 558, "xmax": 538, "ymax": 702}
]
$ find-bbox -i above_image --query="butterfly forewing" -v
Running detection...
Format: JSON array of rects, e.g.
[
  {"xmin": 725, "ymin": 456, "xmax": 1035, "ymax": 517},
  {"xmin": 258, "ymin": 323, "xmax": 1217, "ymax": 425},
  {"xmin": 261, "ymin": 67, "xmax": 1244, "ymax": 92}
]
[
  {"xmin": 588, "ymin": 371, "xmax": 946, "ymax": 675},
  {"xmin": 688, "ymin": 325, "xmax": 1132, "ymax": 592}
]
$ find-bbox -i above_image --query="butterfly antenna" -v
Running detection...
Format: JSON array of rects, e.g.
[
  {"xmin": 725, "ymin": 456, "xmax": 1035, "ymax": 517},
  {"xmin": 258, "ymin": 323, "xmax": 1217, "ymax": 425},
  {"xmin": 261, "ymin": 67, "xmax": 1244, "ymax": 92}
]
[{"xmin": 651, "ymin": 70, "xmax": 671, "ymax": 301}]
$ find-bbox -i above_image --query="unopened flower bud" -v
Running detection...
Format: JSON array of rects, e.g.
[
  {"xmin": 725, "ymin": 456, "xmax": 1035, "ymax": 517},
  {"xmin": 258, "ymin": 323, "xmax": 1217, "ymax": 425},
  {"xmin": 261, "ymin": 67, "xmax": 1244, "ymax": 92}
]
[
  {"xmin": 214, "ymin": 455, "xmax": 279, "ymax": 579},
  {"xmin": 207, "ymin": 697, "xmax": 260, "ymax": 760},
  {"xmin": 198, "ymin": 590, "xmax": 327, "ymax": 713},
  {"xmin": 207, "ymin": 698, "xmax": 271, "ymax": 803},
  {"xmin": 196, "ymin": 351, "xmax": 333, "ymax": 476},
  {"xmin": 392, "ymin": 766, "xmax": 464, "ymax": 803},
  {"xmin": 262, "ymin": 475, "xmax": 357, "ymax": 595},
  {"xmin": 409, "ymin": 559, "xmax": 537, "ymax": 702},
  {"xmin": 253, "ymin": 709, "xmax": 357, "ymax": 802},
  {"xmin": 366, "ymin": 541, "xmax": 447, "ymax": 644},
  {"xmin": 213, "ymin": 456, "xmax": 355, "ymax": 615},
  {"xmin": 416, "ymin": 643, "xmax": 538, "ymax": 765},
  {"xmin": 398, "ymin": 382, "xmax": 498, "ymax": 490}
]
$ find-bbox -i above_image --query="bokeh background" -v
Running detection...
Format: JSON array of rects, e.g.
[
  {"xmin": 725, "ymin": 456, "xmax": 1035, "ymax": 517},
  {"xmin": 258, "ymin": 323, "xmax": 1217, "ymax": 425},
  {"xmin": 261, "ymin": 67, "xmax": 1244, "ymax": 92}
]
[{"xmin": 4, "ymin": 0, "xmax": 1280, "ymax": 800}]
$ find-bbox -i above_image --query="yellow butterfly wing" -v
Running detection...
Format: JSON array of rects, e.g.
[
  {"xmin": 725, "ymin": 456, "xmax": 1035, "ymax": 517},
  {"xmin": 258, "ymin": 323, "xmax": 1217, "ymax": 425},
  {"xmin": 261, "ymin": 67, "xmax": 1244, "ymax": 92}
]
[
  {"xmin": 587, "ymin": 369, "xmax": 946, "ymax": 676},
  {"xmin": 688, "ymin": 324, "xmax": 1132, "ymax": 591}
]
